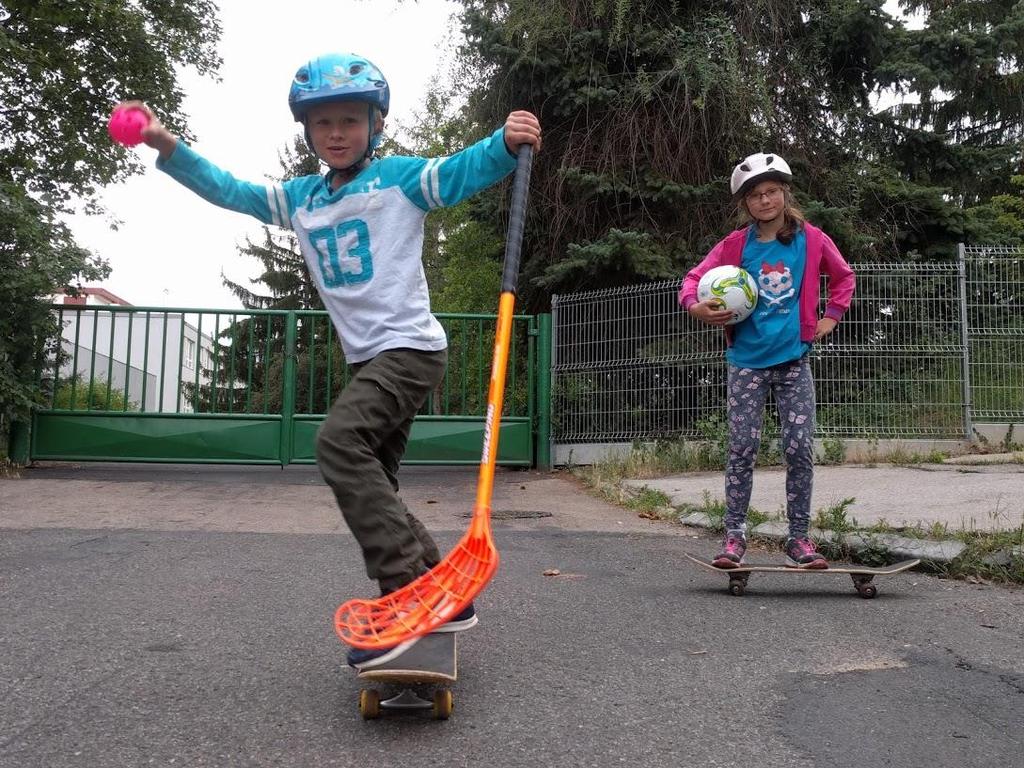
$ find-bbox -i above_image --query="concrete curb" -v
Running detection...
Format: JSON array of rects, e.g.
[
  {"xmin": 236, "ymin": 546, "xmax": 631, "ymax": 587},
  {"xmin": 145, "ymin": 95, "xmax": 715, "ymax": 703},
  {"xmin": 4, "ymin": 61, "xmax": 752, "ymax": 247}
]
[{"xmin": 613, "ymin": 481, "xmax": 1022, "ymax": 568}]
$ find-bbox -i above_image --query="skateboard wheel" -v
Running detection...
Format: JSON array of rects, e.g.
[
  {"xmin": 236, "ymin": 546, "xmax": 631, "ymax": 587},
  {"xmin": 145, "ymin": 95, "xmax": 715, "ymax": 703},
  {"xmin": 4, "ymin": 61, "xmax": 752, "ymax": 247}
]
[
  {"xmin": 858, "ymin": 585, "xmax": 878, "ymax": 599},
  {"xmin": 728, "ymin": 580, "xmax": 745, "ymax": 597},
  {"xmin": 432, "ymin": 689, "xmax": 453, "ymax": 720},
  {"xmin": 359, "ymin": 689, "xmax": 381, "ymax": 719}
]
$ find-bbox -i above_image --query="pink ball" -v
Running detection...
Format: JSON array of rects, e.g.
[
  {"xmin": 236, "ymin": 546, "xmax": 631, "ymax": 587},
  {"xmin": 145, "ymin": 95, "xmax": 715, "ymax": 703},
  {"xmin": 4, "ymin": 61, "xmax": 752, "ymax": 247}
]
[{"xmin": 108, "ymin": 106, "xmax": 149, "ymax": 147}]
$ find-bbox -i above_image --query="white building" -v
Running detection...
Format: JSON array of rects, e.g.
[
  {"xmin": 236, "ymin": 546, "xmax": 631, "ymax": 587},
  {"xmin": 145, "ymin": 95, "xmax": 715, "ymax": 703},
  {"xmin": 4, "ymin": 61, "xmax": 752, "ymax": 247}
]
[{"xmin": 50, "ymin": 288, "xmax": 216, "ymax": 413}]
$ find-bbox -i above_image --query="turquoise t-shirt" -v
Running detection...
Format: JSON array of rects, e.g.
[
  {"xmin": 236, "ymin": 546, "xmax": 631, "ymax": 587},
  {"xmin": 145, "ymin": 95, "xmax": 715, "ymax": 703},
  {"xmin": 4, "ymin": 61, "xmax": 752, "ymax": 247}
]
[{"xmin": 726, "ymin": 226, "xmax": 811, "ymax": 369}]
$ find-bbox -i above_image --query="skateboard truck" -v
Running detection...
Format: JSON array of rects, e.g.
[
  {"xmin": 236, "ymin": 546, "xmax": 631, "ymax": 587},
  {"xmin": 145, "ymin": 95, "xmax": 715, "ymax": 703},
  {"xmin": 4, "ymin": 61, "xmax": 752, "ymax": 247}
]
[
  {"xmin": 355, "ymin": 633, "xmax": 457, "ymax": 720},
  {"xmin": 725, "ymin": 571, "xmax": 877, "ymax": 598},
  {"xmin": 358, "ymin": 687, "xmax": 453, "ymax": 720}
]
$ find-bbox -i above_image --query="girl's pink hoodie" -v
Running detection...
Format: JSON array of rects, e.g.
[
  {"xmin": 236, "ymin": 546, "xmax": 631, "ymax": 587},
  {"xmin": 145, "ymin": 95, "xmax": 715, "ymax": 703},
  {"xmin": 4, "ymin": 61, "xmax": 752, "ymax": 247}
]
[{"xmin": 678, "ymin": 222, "xmax": 855, "ymax": 344}]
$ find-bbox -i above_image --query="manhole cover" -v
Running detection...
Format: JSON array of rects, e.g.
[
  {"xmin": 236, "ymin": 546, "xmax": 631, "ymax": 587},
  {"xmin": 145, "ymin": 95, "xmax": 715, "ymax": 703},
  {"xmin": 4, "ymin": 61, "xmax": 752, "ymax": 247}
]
[{"xmin": 457, "ymin": 510, "xmax": 553, "ymax": 520}]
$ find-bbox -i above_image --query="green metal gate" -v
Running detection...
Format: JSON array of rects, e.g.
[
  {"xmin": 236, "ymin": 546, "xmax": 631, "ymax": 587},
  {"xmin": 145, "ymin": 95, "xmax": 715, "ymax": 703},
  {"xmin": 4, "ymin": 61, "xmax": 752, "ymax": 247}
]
[{"xmin": 29, "ymin": 305, "xmax": 551, "ymax": 467}]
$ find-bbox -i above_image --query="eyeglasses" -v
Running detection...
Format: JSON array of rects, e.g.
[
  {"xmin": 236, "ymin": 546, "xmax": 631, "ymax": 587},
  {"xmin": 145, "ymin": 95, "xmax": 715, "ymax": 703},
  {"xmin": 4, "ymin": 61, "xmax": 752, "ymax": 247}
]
[{"xmin": 745, "ymin": 186, "xmax": 784, "ymax": 203}]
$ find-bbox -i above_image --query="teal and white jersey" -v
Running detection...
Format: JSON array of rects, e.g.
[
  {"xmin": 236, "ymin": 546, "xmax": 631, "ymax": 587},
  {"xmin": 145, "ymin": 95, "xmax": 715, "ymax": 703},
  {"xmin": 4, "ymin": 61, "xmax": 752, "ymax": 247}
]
[{"xmin": 157, "ymin": 127, "xmax": 517, "ymax": 363}]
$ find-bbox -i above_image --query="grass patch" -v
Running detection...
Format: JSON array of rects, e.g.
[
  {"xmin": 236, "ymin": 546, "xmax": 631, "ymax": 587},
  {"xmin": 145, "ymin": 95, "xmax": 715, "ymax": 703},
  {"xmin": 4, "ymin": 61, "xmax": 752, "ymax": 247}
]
[
  {"xmin": 627, "ymin": 487, "xmax": 674, "ymax": 520},
  {"xmin": 944, "ymin": 529, "xmax": 1024, "ymax": 584},
  {"xmin": 573, "ymin": 460, "xmax": 678, "ymax": 521},
  {"xmin": 822, "ymin": 518, "xmax": 1024, "ymax": 584},
  {"xmin": 883, "ymin": 447, "xmax": 950, "ymax": 466},
  {"xmin": 972, "ymin": 423, "xmax": 1023, "ymax": 454},
  {"xmin": 673, "ymin": 490, "xmax": 777, "ymax": 533},
  {"xmin": 675, "ymin": 491, "xmax": 727, "ymax": 530},
  {"xmin": 817, "ymin": 437, "xmax": 846, "ymax": 465},
  {"xmin": 813, "ymin": 497, "xmax": 858, "ymax": 534},
  {"xmin": 570, "ymin": 439, "xmax": 723, "ymax": 489}
]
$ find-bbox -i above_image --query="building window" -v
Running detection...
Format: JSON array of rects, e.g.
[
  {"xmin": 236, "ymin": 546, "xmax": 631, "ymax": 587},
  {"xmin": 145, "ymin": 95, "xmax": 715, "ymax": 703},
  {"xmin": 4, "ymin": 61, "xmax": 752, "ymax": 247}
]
[{"xmin": 183, "ymin": 338, "xmax": 195, "ymax": 370}]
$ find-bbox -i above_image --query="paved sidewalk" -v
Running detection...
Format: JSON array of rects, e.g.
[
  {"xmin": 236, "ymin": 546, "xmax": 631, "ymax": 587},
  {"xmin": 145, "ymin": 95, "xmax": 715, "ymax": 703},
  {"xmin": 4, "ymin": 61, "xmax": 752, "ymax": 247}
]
[
  {"xmin": 0, "ymin": 462, "xmax": 671, "ymax": 536},
  {"xmin": 623, "ymin": 462, "xmax": 1024, "ymax": 534}
]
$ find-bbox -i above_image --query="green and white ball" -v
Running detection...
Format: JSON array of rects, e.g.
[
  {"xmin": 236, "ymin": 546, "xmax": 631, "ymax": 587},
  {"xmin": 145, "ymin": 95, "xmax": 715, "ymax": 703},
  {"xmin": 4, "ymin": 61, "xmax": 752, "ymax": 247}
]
[{"xmin": 696, "ymin": 265, "xmax": 758, "ymax": 324}]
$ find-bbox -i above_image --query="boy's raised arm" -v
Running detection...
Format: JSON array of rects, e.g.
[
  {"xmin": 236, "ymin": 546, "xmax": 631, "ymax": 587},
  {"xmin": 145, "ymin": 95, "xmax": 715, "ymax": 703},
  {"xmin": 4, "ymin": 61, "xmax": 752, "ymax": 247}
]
[
  {"xmin": 121, "ymin": 101, "xmax": 299, "ymax": 229},
  {"xmin": 395, "ymin": 110, "xmax": 542, "ymax": 212}
]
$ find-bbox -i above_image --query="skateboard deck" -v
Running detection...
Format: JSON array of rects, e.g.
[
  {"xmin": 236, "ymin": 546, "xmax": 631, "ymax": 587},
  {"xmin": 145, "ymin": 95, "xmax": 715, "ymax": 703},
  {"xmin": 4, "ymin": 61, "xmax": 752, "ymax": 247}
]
[
  {"xmin": 355, "ymin": 632, "xmax": 457, "ymax": 719},
  {"xmin": 683, "ymin": 552, "xmax": 920, "ymax": 598}
]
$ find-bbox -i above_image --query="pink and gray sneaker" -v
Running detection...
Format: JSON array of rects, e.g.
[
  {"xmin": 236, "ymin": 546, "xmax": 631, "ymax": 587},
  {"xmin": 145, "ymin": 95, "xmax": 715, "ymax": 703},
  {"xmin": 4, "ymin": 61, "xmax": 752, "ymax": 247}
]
[
  {"xmin": 712, "ymin": 531, "xmax": 747, "ymax": 569},
  {"xmin": 784, "ymin": 536, "xmax": 828, "ymax": 569}
]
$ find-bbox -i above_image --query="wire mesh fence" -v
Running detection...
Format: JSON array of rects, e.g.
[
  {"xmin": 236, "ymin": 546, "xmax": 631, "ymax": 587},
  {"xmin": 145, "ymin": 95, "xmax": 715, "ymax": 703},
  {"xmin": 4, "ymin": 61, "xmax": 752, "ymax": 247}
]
[
  {"xmin": 551, "ymin": 245, "xmax": 1024, "ymax": 443},
  {"xmin": 964, "ymin": 245, "xmax": 1024, "ymax": 423}
]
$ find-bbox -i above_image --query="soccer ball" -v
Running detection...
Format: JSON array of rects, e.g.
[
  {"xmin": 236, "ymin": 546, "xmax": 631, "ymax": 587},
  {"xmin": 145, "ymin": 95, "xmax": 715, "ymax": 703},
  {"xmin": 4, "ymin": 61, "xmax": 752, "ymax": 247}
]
[{"xmin": 696, "ymin": 265, "xmax": 758, "ymax": 324}]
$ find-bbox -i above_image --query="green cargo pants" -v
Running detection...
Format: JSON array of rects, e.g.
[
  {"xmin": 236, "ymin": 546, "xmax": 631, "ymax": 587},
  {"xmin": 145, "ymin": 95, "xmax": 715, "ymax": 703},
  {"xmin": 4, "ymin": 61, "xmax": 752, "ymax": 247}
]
[{"xmin": 315, "ymin": 347, "xmax": 446, "ymax": 594}]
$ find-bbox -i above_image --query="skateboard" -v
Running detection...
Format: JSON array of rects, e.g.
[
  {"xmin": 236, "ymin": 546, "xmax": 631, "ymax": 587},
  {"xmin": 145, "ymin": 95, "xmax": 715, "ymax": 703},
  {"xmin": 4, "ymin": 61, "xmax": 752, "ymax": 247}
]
[
  {"xmin": 355, "ymin": 632, "xmax": 457, "ymax": 720},
  {"xmin": 683, "ymin": 552, "xmax": 921, "ymax": 599}
]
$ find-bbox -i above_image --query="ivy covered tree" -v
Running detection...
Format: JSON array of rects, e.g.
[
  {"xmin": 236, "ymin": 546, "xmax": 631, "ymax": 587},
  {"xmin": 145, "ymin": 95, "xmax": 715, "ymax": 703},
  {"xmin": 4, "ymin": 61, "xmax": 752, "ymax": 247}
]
[{"xmin": 0, "ymin": 0, "xmax": 222, "ymax": 456}]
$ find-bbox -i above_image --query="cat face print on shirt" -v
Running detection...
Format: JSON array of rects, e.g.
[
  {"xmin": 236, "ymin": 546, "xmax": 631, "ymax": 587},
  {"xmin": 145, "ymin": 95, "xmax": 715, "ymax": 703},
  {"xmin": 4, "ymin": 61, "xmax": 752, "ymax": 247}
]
[{"xmin": 758, "ymin": 260, "xmax": 796, "ymax": 308}]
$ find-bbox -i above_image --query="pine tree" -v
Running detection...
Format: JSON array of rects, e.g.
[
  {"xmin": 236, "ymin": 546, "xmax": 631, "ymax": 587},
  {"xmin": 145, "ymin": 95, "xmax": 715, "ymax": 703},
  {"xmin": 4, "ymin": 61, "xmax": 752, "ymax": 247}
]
[
  {"xmin": 448, "ymin": 0, "xmax": 1024, "ymax": 306},
  {"xmin": 867, "ymin": 0, "xmax": 1024, "ymax": 254},
  {"xmin": 187, "ymin": 137, "xmax": 337, "ymax": 415},
  {"xmin": 221, "ymin": 136, "xmax": 322, "ymax": 311}
]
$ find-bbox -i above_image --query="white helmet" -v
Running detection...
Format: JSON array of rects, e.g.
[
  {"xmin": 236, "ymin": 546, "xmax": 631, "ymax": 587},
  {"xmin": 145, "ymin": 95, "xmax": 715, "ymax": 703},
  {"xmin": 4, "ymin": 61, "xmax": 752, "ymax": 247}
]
[{"xmin": 730, "ymin": 152, "xmax": 793, "ymax": 196}]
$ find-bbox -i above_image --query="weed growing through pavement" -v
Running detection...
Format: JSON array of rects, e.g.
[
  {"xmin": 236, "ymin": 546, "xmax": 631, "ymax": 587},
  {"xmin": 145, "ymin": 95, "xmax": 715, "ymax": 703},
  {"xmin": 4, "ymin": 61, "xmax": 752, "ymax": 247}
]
[
  {"xmin": 813, "ymin": 497, "xmax": 858, "ymax": 534},
  {"xmin": 818, "ymin": 438, "xmax": 846, "ymax": 465}
]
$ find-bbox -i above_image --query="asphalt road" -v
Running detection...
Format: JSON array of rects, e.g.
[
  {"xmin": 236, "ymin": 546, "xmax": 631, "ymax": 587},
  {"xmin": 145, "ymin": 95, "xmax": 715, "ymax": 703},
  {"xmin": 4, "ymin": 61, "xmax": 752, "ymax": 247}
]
[{"xmin": 1, "ymin": 465, "xmax": 1022, "ymax": 767}]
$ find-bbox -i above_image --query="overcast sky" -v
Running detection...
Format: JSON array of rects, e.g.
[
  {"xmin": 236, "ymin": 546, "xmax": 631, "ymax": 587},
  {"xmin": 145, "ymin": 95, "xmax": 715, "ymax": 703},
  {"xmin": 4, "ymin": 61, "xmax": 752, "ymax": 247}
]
[{"xmin": 66, "ymin": 0, "xmax": 462, "ymax": 309}]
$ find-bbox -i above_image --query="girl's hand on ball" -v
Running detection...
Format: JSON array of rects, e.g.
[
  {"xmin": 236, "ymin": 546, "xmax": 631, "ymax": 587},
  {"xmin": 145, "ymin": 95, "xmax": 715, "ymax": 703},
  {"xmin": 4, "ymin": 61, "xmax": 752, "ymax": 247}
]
[{"xmin": 689, "ymin": 300, "xmax": 735, "ymax": 326}]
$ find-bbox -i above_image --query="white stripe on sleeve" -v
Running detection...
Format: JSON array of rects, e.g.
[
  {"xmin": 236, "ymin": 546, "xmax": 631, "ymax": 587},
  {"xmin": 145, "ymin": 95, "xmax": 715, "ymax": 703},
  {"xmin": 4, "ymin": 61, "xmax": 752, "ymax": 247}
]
[
  {"xmin": 420, "ymin": 159, "xmax": 440, "ymax": 209},
  {"xmin": 272, "ymin": 185, "xmax": 290, "ymax": 229},
  {"xmin": 265, "ymin": 186, "xmax": 282, "ymax": 227},
  {"xmin": 430, "ymin": 158, "xmax": 444, "ymax": 208}
]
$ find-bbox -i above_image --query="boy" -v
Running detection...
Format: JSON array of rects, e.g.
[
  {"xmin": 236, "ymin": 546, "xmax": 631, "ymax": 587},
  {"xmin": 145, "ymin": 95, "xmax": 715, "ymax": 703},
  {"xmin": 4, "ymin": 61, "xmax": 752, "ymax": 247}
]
[{"xmin": 126, "ymin": 52, "xmax": 542, "ymax": 669}]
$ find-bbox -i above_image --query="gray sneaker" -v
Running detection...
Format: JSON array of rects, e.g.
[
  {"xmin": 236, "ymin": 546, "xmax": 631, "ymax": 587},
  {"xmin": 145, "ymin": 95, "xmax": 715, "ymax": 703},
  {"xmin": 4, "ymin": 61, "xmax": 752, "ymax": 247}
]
[
  {"xmin": 784, "ymin": 536, "xmax": 828, "ymax": 569},
  {"xmin": 712, "ymin": 530, "xmax": 747, "ymax": 569}
]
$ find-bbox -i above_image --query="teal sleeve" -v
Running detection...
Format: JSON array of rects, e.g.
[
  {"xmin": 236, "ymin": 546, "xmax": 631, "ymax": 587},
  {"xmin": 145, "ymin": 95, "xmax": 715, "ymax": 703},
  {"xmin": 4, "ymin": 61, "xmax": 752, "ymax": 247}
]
[
  {"xmin": 156, "ymin": 141, "xmax": 306, "ymax": 229},
  {"xmin": 385, "ymin": 127, "xmax": 517, "ymax": 212}
]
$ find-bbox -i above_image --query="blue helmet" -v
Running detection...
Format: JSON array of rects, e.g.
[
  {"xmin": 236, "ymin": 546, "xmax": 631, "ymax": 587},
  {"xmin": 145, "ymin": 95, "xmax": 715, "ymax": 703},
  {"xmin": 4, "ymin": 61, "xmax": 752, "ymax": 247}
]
[{"xmin": 288, "ymin": 53, "xmax": 390, "ymax": 121}]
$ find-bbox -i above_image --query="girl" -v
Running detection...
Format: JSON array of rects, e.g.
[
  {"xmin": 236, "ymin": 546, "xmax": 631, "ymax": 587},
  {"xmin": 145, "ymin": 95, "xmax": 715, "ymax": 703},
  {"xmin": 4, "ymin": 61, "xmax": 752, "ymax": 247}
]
[{"xmin": 679, "ymin": 153, "xmax": 855, "ymax": 569}]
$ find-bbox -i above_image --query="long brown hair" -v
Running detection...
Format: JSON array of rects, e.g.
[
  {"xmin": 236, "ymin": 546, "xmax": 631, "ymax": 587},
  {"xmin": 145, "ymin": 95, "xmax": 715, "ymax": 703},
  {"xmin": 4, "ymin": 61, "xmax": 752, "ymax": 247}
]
[{"xmin": 735, "ymin": 184, "xmax": 806, "ymax": 245}]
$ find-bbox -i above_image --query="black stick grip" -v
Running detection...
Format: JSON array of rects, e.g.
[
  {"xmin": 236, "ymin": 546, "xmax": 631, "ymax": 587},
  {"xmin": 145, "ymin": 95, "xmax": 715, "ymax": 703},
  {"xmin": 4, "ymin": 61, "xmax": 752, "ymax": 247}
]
[{"xmin": 501, "ymin": 144, "xmax": 533, "ymax": 295}]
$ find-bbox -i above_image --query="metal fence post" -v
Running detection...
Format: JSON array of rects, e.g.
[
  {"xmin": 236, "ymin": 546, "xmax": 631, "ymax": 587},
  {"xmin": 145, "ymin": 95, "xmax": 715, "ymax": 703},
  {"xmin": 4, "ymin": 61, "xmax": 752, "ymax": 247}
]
[
  {"xmin": 279, "ymin": 311, "xmax": 298, "ymax": 466},
  {"xmin": 535, "ymin": 313, "xmax": 552, "ymax": 470},
  {"xmin": 957, "ymin": 243, "xmax": 974, "ymax": 441},
  {"xmin": 7, "ymin": 420, "xmax": 30, "ymax": 465}
]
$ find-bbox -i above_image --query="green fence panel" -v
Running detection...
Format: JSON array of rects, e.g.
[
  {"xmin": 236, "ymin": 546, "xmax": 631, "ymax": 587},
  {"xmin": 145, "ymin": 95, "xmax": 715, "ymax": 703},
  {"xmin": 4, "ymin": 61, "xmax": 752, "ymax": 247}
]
[
  {"xmin": 32, "ymin": 412, "xmax": 283, "ymax": 463},
  {"xmin": 289, "ymin": 415, "xmax": 532, "ymax": 466},
  {"xmin": 32, "ymin": 304, "xmax": 541, "ymax": 466}
]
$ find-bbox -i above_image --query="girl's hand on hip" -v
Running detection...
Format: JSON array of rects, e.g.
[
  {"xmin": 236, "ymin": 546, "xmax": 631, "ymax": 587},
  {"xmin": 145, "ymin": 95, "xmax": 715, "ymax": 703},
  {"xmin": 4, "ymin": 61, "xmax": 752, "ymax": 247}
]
[{"xmin": 814, "ymin": 317, "xmax": 838, "ymax": 342}]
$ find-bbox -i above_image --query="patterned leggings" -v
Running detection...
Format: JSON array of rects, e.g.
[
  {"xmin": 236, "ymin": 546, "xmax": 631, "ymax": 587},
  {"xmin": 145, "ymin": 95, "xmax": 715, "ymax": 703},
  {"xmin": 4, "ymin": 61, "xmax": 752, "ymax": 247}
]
[{"xmin": 724, "ymin": 356, "xmax": 816, "ymax": 537}]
